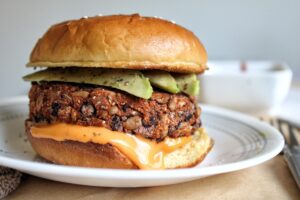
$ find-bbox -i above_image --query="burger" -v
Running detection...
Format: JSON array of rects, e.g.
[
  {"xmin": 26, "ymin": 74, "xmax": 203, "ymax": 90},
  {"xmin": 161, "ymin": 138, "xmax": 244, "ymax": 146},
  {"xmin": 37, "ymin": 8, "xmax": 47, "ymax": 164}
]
[{"xmin": 23, "ymin": 14, "xmax": 213, "ymax": 170}]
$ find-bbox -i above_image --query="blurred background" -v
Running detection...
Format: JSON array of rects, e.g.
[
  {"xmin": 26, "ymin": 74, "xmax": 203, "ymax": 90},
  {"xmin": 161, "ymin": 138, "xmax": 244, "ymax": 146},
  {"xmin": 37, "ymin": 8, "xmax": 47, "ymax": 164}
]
[{"xmin": 0, "ymin": 0, "xmax": 299, "ymax": 98}]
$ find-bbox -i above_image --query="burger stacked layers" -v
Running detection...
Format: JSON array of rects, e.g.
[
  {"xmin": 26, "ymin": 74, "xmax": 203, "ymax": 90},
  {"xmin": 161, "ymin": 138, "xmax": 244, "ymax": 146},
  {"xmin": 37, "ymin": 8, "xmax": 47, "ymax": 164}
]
[{"xmin": 23, "ymin": 14, "xmax": 213, "ymax": 170}]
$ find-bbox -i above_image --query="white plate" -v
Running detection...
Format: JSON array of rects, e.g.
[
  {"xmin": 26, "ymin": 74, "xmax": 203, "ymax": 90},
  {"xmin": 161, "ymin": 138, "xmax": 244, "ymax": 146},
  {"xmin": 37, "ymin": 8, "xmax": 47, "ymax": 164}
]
[{"xmin": 0, "ymin": 97, "xmax": 284, "ymax": 187}]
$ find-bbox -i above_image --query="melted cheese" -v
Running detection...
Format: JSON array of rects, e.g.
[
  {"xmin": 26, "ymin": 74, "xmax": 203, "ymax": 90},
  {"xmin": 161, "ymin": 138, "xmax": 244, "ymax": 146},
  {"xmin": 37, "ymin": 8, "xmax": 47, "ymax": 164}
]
[{"xmin": 30, "ymin": 123, "xmax": 192, "ymax": 169}]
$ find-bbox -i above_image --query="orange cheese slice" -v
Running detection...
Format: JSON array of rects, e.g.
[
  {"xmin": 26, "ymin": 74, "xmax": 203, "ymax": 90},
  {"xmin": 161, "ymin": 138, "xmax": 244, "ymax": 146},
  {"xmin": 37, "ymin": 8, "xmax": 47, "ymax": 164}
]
[{"xmin": 30, "ymin": 123, "xmax": 192, "ymax": 169}]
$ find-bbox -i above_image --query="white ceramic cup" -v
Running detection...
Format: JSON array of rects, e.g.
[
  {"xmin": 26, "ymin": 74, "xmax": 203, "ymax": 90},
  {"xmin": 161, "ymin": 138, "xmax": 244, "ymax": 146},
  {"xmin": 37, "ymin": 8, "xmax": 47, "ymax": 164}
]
[{"xmin": 198, "ymin": 61, "xmax": 292, "ymax": 115}]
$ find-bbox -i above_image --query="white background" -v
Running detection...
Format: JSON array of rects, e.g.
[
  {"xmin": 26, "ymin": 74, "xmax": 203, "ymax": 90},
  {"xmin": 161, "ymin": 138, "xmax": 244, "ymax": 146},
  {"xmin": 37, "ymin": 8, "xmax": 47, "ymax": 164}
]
[{"xmin": 0, "ymin": 0, "xmax": 299, "ymax": 97}]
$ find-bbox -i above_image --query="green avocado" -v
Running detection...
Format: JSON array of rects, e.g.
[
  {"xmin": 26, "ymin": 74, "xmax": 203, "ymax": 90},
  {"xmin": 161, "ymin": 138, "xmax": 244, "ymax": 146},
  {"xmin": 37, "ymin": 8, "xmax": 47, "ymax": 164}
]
[
  {"xmin": 23, "ymin": 68, "xmax": 153, "ymax": 99},
  {"xmin": 173, "ymin": 73, "xmax": 200, "ymax": 96},
  {"xmin": 144, "ymin": 71, "xmax": 180, "ymax": 94}
]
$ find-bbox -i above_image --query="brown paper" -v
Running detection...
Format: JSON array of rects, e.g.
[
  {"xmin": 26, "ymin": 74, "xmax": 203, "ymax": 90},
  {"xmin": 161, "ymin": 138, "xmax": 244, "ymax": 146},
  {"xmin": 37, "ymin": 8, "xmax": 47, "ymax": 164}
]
[{"xmin": 6, "ymin": 156, "xmax": 300, "ymax": 200}]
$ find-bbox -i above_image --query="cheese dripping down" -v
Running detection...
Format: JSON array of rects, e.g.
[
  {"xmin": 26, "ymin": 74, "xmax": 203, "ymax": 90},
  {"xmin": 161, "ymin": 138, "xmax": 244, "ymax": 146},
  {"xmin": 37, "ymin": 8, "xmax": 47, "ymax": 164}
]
[{"xmin": 30, "ymin": 123, "xmax": 192, "ymax": 169}]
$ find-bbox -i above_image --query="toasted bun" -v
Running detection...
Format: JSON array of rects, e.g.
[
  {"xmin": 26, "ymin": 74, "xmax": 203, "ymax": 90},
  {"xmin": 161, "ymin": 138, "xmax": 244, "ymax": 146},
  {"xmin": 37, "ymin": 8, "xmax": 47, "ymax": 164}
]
[
  {"xmin": 27, "ymin": 14, "xmax": 207, "ymax": 73},
  {"xmin": 26, "ymin": 122, "xmax": 213, "ymax": 169}
]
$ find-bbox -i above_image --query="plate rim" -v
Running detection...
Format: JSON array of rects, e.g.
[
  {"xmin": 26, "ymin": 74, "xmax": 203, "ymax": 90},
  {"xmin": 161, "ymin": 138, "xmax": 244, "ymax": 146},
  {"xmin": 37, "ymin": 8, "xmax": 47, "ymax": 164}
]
[{"xmin": 0, "ymin": 96, "xmax": 284, "ymax": 179}]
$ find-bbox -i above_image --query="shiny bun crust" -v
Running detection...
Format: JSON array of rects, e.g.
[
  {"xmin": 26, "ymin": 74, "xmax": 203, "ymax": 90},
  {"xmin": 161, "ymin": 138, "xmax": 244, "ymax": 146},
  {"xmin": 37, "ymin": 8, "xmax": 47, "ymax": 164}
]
[
  {"xmin": 27, "ymin": 14, "xmax": 207, "ymax": 73},
  {"xmin": 26, "ymin": 122, "xmax": 213, "ymax": 169}
]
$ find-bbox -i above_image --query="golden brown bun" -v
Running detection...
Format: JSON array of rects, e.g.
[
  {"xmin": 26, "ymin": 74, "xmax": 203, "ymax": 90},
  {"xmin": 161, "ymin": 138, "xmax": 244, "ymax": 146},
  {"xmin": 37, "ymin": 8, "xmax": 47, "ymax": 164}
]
[
  {"xmin": 26, "ymin": 129, "xmax": 138, "ymax": 169},
  {"xmin": 26, "ymin": 122, "xmax": 213, "ymax": 169},
  {"xmin": 27, "ymin": 14, "xmax": 207, "ymax": 73}
]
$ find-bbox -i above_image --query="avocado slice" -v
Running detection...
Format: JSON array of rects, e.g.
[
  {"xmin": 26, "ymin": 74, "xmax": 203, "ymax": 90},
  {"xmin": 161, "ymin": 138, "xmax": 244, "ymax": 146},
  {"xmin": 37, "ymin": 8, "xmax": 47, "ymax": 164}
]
[
  {"xmin": 23, "ymin": 68, "xmax": 153, "ymax": 99},
  {"xmin": 173, "ymin": 73, "xmax": 200, "ymax": 96},
  {"xmin": 144, "ymin": 71, "xmax": 180, "ymax": 94}
]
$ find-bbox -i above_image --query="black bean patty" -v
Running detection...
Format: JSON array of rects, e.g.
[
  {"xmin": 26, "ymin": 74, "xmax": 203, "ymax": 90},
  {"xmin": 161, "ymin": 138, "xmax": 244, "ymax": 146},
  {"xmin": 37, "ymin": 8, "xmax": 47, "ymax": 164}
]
[{"xmin": 28, "ymin": 82, "xmax": 201, "ymax": 141}]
